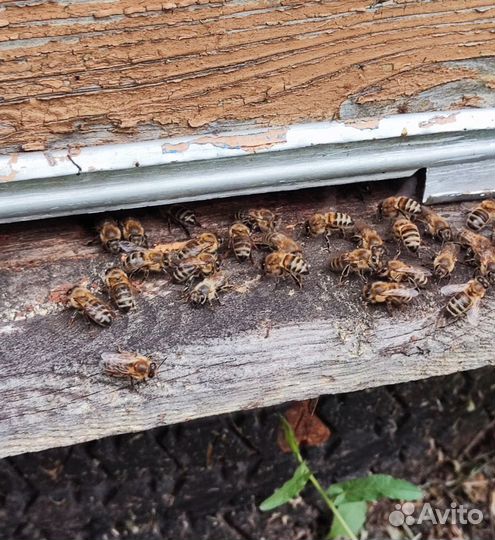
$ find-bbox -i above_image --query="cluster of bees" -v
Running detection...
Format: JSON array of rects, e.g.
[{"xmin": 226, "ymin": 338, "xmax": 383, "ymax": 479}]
[
  {"xmin": 314, "ymin": 196, "xmax": 495, "ymax": 326},
  {"xmin": 63, "ymin": 196, "xmax": 495, "ymax": 383}
]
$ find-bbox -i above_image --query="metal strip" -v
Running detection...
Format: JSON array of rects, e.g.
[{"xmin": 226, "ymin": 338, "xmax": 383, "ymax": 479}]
[
  {"xmin": 2, "ymin": 130, "xmax": 495, "ymax": 223},
  {"xmin": 2, "ymin": 109, "xmax": 495, "ymax": 184}
]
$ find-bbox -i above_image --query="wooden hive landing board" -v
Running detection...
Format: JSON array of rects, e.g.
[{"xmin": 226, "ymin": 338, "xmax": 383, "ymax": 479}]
[{"xmin": 0, "ymin": 179, "xmax": 494, "ymax": 458}]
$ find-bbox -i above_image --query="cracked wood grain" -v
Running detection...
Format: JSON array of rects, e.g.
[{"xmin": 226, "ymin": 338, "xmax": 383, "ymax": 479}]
[
  {"xmin": 0, "ymin": 182, "xmax": 494, "ymax": 458},
  {"xmin": 1, "ymin": 0, "xmax": 495, "ymax": 152}
]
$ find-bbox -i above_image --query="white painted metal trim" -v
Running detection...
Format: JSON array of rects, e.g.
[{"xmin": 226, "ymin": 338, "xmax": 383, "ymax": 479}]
[{"xmin": 2, "ymin": 109, "xmax": 495, "ymax": 184}]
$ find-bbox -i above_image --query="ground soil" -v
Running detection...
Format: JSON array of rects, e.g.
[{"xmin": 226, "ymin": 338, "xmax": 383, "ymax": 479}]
[{"xmin": 0, "ymin": 366, "xmax": 493, "ymax": 540}]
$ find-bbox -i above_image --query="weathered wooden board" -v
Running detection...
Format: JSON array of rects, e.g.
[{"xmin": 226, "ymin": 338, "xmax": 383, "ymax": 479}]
[
  {"xmin": 0, "ymin": 180, "xmax": 494, "ymax": 458},
  {"xmin": 2, "ymin": 0, "xmax": 495, "ymax": 152}
]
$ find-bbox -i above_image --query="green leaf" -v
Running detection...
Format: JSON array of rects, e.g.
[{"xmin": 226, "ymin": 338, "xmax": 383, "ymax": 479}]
[
  {"xmin": 280, "ymin": 416, "xmax": 300, "ymax": 455},
  {"xmin": 327, "ymin": 474, "xmax": 422, "ymax": 503},
  {"xmin": 328, "ymin": 501, "xmax": 367, "ymax": 539},
  {"xmin": 260, "ymin": 462, "xmax": 311, "ymax": 511}
]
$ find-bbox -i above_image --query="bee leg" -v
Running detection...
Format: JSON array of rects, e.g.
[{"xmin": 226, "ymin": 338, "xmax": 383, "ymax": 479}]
[
  {"xmin": 324, "ymin": 233, "xmax": 332, "ymax": 251},
  {"xmin": 68, "ymin": 310, "xmax": 80, "ymax": 327},
  {"xmin": 177, "ymin": 221, "xmax": 192, "ymax": 239},
  {"xmin": 359, "ymin": 270, "xmax": 368, "ymax": 283},
  {"xmin": 338, "ymin": 264, "xmax": 351, "ymax": 285},
  {"xmin": 289, "ymin": 272, "xmax": 303, "ymax": 289},
  {"xmin": 273, "ymin": 278, "xmax": 283, "ymax": 291}
]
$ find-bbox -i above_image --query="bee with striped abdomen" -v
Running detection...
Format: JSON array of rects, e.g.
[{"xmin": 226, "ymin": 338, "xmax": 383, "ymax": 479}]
[
  {"xmin": 392, "ymin": 217, "xmax": 421, "ymax": 254},
  {"xmin": 169, "ymin": 253, "xmax": 219, "ymax": 284},
  {"xmin": 329, "ymin": 247, "xmax": 382, "ymax": 281},
  {"xmin": 121, "ymin": 217, "xmax": 148, "ymax": 247},
  {"xmin": 378, "ymin": 196, "xmax": 421, "ymax": 220},
  {"xmin": 101, "ymin": 351, "xmax": 159, "ymax": 386},
  {"xmin": 455, "ymin": 228, "xmax": 495, "ymax": 281},
  {"xmin": 420, "ymin": 207, "xmax": 452, "ymax": 242},
  {"xmin": 97, "ymin": 218, "xmax": 122, "ymax": 254},
  {"xmin": 456, "ymin": 228, "xmax": 492, "ymax": 260},
  {"xmin": 122, "ymin": 249, "xmax": 166, "ymax": 277},
  {"xmin": 105, "ymin": 267, "xmax": 135, "ymax": 312},
  {"xmin": 476, "ymin": 246, "xmax": 495, "ymax": 284},
  {"xmin": 363, "ymin": 281, "xmax": 419, "ymax": 306},
  {"xmin": 162, "ymin": 205, "xmax": 202, "ymax": 237},
  {"xmin": 229, "ymin": 223, "xmax": 254, "ymax": 262},
  {"xmin": 235, "ymin": 208, "xmax": 278, "ymax": 232},
  {"xmin": 259, "ymin": 231, "xmax": 302, "ymax": 255},
  {"xmin": 377, "ymin": 260, "xmax": 430, "ymax": 288},
  {"xmin": 263, "ymin": 251, "xmax": 309, "ymax": 288},
  {"xmin": 178, "ymin": 232, "xmax": 220, "ymax": 259},
  {"xmin": 67, "ymin": 286, "xmax": 113, "ymax": 327},
  {"xmin": 466, "ymin": 199, "xmax": 495, "ymax": 231},
  {"xmin": 433, "ymin": 243, "xmax": 459, "ymax": 280},
  {"xmin": 351, "ymin": 221, "xmax": 385, "ymax": 254},
  {"xmin": 187, "ymin": 271, "xmax": 231, "ymax": 306},
  {"xmin": 304, "ymin": 212, "xmax": 354, "ymax": 243},
  {"xmin": 441, "ymin": 276, "xmax": 490, "ymax": 326}
]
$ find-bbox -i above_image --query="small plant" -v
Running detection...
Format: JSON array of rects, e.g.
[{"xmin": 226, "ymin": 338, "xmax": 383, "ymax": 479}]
[{"xmin": 260, "ymin": 417, "xmax": 423, "ymax": 539}]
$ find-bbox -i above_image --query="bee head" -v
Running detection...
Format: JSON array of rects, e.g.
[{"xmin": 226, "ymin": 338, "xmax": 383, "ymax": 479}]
[
  {"xmin": 189, "ymin": 287, "xmax": 208, "ymax": 306},
  {"xmin": 148, "ymin": 362, "xmax": 157, "ymax": 378},
  {"xmin": 440, "ymin": 228, "xmax": 453, "ymax": 242}
]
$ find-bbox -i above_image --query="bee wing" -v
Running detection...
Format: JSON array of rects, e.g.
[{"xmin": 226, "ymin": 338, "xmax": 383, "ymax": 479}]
[
  {"xmin": 440, "ymin": 283, "xmax": 467, "ymax": 296},
  {"xmin": 118, "ymin": 240, "xmax": 140, "ymax": 253},
  {"xmin": 101, "ymin": 351, "xmax": 135, "ymax": 365},
  {"xmin": 402, "ymin": 264, "xmax": 432, "ymax": 277},
  {"xmin": 466, "ymin": 303, "xmax": 481, "ymax": 326},
  {"xmin": 382, "ymin": 287, "xmax": 419, "ymax": 298}
]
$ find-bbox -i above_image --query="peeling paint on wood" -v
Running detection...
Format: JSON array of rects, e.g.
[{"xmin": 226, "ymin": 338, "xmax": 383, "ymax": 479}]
[{"xmin": 1, "ymin": 0, "xmax": 495, "ymax": 153}]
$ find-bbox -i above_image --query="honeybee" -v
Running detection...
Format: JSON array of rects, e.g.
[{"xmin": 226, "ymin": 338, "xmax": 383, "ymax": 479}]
[
  {"xmin": 67, "ymin": 286, "xmax": 113, "ymax": 327},
  {"xmin": 392, "ymin": 218, "xmax": 421, "ymax": 253},
  {"xmin": 178, "ymin": 232, "xmax": 220, "ymax": 259},
  {"xmin": 162, "ymin": 205, "xmax": 202, "ymax": 237},
  {"xmin": 304, "ymin": 212, "xmax": 354, "ymax": 241},
  {"xmin": 433, "ymin": 243, "xmax": 459, "ymax": 279},
  {"xmin": 377, "ymin": 260, "xmax": 431, "ymax": 288},
  {"xmin": 329, "ymin": 248, "xmax": 382, "ymax": 280},
  {"xmin": 169, "ymin": 252, "xmax": 219, "ymax": 283},
  {"xmin": 466, "ymin": 199, "xmax": 495, "ymax": 231},
  {"xmin": 187, "ymin": 272, "xmax": 230, "ymax": 306},
  {"xmin": 351, "ymin": 221, "xmax": 385, "ymax": 254},
  {"xmin": 477, "ymin": 247, "xmax": 495, "ymax": 284},
  {"xmin": 378, "ymin": 196, "xmax": 422, "ymax": 219},
  {"xmin": 363, "ymin": 281, "xmax": 419, "ymax": 306},
  {"xmin": 263, "ymin": 251, "xmax": 309, "ymax": 288},
  {"xmin": 441, "ymin": 276, "xmax": 490, "ymax": 325},
  {"xmin": 97, "ymin": 218, "xmax": 122, "ymax": 254},
  {"xmin": 456, "ymin": 228, "xmax": 492, "ymax": 254},
  {"xmin": 105, "ymin": 267, "xmax": 135, "ymax": 312},
  {"xmin": 259, "ymin": 231, "xmax": 302, "ymax": 255},
  {"xmin": 121, "ymin": 217, "xmax": 148, "ymax": 247},
  {"xmin": 101, "ymin": 351, "xmax": 158, "ymax": 385},
  {"xmin": 122, "ymin": 249, "xmax": 166, "ymax": 277},
  {"xmin": 420, "ymin": 207, "xmax": 452, "ymax": 242},
  {"xmin": 229, "ymin": 222, "xmax": 254, "ymax": 262},
  {"xmin": 235, "ymin": 208, "xmax": 278, "ymax": 232},
  {"xmin": 455, "ymin": 228, "xmax": 495, "ymax": 280}
]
